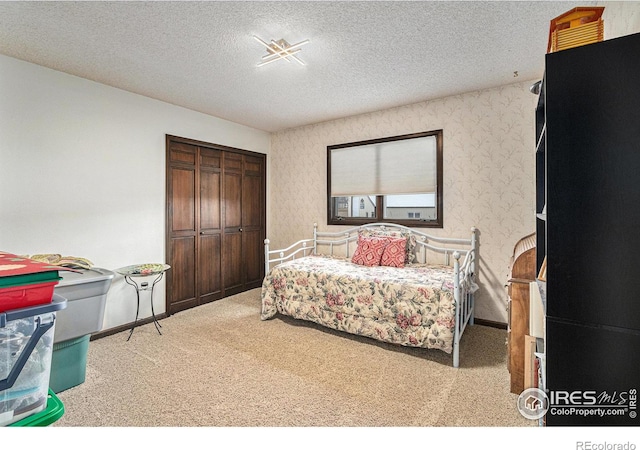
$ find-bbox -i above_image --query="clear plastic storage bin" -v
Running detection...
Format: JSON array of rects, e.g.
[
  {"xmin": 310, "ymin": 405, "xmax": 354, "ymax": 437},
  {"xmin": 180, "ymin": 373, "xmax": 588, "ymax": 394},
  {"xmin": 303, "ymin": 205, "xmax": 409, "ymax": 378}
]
[{"xmin": 0, "ymin": 295, "xmax": 66, "ymax": 426}]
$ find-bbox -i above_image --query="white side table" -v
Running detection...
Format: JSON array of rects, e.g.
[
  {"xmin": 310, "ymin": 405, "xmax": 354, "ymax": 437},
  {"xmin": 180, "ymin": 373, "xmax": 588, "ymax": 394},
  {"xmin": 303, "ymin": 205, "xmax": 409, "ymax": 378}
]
[{"xmin": 115, "ymin": 263, "xmax": 170, "ymax": 341}]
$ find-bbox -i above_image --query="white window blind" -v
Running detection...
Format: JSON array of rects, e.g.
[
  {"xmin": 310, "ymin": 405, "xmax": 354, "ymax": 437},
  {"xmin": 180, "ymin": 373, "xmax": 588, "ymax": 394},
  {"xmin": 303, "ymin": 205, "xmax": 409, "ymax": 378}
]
[{"xmin": 330, "ymin": 135, "xmax": 437, "ymax": 197}]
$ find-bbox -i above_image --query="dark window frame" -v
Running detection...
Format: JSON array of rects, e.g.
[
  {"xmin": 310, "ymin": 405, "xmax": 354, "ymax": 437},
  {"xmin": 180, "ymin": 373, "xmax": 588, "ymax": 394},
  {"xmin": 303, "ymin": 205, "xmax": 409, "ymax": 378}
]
[{"xmin": 327, "ymin": 130, "xmax": 443, "ymax": 228}]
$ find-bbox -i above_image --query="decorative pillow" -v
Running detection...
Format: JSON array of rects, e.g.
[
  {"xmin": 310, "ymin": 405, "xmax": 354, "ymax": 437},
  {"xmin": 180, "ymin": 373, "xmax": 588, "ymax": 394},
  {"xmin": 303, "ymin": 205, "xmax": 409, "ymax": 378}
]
[
  {"xmin": 360, "ymin": 229, "xmax": 417, "ymax": 264},
  {"xmin": 380, "ymin": 237, "xmax": 407, "ymax": 268},
  {"xmin": 351, "ymin": 236, "xmax": 388, "ymax": 266},
  {"xmin": 404, "ymin": 233, "xmax": 417, "ymax": 264}
]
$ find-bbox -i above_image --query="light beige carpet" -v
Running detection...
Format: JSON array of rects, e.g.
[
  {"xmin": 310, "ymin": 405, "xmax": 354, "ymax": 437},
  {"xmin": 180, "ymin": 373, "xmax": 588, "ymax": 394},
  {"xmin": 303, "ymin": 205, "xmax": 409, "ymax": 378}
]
[{"xmin": 53, "ymin": 288, "xmax": 533, "ymax": 427}]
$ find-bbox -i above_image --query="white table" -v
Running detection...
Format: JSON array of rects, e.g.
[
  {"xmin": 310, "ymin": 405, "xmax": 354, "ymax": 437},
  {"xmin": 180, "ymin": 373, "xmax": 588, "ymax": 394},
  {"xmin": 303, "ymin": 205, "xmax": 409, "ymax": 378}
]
[{"xmin": 115, "ymin": 263, "xmax": 170, "ymax": 341}]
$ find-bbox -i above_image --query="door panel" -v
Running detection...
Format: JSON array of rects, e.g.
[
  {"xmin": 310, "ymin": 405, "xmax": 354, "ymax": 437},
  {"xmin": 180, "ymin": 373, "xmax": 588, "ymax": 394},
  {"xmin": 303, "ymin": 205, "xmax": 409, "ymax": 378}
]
[
  {"xmin": 168, "ymin": 236, "xmax": 197, "ymax": 313},
  {"xmin": 200, "ymin": 171, "xmax": 220, "ymax": 231},
  {"xmin": 224, "ymin": 172, "xmax": 242, "ymax": 229},
  {"xmin": 167, "ymin": 141, "xmax": 198, "ymax": 315},
  {"xmin": 224, "ymin": 153, "xmax": 243, "ymax": 171},
  {"xmin": 200, "ymin": 148, "xmax": 221, "ymax": 169},
  {"xmin": 171, "ymin": 167, "xmax": 195, "ymax": 232},
  {"xmin": 244, "ymin": 155, "xmax": 263, "ymax": 174},
  {"xmin": 242, "ymin": 157, "xmax": 265, "ymax": 288},
  {"xmin": 222, "ymin": 165, "xmax": 242, "ymax": 295},
  {"xmin": 242, "ymin": 173, "xmax": 263, "ymax": 229},
  {"xmin": 198, "ymin": 233, "xmax": 222, "ymax": 303},
  {"xmin": 170, "ymin": 143, "xmax": 197, "ymax": 165},
  {"xmin": 223, "ymin": 232, "xmax": 242, "ymax": 293},
  {"xmin": 243, "ymin": 229, "xmax": 263, "ymax": 288}
]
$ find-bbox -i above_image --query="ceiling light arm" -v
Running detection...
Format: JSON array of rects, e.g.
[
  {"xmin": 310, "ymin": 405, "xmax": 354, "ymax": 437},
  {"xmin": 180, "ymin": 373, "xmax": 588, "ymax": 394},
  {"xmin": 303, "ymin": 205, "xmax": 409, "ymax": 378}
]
[
  {"xmin": 261, "ymin": 48, "xmax": 302, "ymax": 61},
  {"xmin": 253, "ymin": 35, "xmax": 293, "ymax": 65},
  {"xmin": 258, "ymin": 54, "xmax": 294, "ymax": 67},
  {"xmin": 270, "ymin": 39, "xmax": 307, "ymax": 66},
  {"xmin": 253, "ymin": 35, "xmax": 310, "ymax": 67},
  {"xmin": 272, "ymin": 39, "xmax": 309, "ymax": 55}
]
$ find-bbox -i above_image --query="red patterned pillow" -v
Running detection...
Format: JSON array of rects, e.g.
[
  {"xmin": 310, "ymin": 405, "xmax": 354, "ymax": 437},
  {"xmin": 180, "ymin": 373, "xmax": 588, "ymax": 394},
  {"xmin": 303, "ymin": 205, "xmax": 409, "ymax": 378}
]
[
  {"xmin": 380, "ymin": 237, "xmax": 407, "ymax": 268},
  {"xmin": 351, "ymin": 236, "xmax": 388, "ymax": 266},
  {"xmin": 359, "ymin": 229, "xmax": 416, "ymax": 264}
]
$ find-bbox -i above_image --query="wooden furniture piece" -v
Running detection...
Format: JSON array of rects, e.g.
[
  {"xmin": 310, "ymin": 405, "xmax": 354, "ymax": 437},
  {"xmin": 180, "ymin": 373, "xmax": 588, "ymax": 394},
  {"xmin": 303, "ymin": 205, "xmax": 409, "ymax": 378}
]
[
  {"xmin": 547, "ymin": 7, "xmax": 604, "ymax": 53},
  {"xmin": 165, "ymin": 135, "xmax": 266, "ymax": 316},
  {"xmin": 523, "ymin": 334, "xmax": 539, "ymax": 390},
  {"xmin": 536, "ymin": 32, "xmax": 640, "ymax": 426},
  {"xmin": 507, "ymin": 233, "xmax": 536, "ymax": 394}
]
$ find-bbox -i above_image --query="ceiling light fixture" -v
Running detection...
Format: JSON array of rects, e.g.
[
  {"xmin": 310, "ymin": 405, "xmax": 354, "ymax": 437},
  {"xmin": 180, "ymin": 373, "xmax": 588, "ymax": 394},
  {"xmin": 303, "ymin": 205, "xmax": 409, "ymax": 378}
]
[{"xmin": 253, "ymin": 35, "xmax": 310, "ymax": 67}]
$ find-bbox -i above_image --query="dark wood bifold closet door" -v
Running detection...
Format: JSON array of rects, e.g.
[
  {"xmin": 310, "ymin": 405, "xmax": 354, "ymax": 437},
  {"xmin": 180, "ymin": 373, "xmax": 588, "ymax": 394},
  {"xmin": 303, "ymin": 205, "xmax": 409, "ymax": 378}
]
[
  {"xmin": 166, "ymin": 136, "xmax": 265, "ymax": 316},
  {"xmin": 167, "ymin": 142, "xmax": 199, "ymax": 313},
  {"xmin": 197, "ymin": 148, "xmax": 223, "ymax": 305},
  {"xmin": 222, "ymin": 153, "xmax": 265, "ymax": 296},
  {"xmin": 222, "ymin": 153, "xmax": 243, "ymax": 295},
  {"xmin": 241, "ymin": 155, "xmax": 266, "ymax": 290}
]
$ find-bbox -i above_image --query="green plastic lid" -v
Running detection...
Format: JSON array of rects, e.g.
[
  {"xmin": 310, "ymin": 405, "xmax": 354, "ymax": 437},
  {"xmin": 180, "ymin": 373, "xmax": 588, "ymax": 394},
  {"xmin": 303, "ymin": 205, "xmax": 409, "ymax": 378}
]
[
  {"xmin": 0, "ymin": 271, "xmax": 61, "ymax": 289},
  {"xmin": 8, "ymin": 389, "xmax": 65, "ymax": 427},
  {"xmin": 0, "ymin": 253, "xmax": 62, "ymax": 288}
]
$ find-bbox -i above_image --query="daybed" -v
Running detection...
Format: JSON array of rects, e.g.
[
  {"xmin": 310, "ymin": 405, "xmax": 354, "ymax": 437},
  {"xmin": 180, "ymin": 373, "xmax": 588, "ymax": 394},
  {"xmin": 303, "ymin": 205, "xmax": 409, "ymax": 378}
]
[{"xmin": 260, "ymin": 223, "xmax": 478, "ymax": 368}]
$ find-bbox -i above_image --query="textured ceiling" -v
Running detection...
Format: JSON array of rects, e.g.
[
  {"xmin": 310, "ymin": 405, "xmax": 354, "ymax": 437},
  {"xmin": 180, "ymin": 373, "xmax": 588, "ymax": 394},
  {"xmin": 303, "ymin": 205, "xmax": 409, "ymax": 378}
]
[{"xmin": 0, "ymin": 1, "xmax": 594, "ymax": 132}]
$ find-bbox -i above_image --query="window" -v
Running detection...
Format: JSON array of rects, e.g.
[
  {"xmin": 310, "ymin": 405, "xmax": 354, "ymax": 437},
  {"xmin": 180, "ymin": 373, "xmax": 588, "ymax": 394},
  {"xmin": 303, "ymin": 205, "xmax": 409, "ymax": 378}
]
[{"xmin": 327, "ymin": 130, "xmax": 443, "ymax": 227}]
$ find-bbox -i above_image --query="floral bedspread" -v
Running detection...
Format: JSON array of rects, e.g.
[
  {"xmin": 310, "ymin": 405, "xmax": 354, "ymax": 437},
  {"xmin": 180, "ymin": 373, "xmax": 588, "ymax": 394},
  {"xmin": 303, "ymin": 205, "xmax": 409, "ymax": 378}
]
[{"xmin": 260, "ymin": 255, "xmax": 457, "ymax": 353}]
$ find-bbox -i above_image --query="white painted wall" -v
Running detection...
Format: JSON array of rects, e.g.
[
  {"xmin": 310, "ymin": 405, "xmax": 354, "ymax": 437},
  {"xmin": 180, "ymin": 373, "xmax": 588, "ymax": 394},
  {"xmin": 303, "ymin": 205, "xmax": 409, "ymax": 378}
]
[
  {"xmin": 602, "ymin": 1, "xmax": 640, "ymax": 39},
  {"xmin": 0, "ymin": 55, "xmax": 270, "ymax": 332}
]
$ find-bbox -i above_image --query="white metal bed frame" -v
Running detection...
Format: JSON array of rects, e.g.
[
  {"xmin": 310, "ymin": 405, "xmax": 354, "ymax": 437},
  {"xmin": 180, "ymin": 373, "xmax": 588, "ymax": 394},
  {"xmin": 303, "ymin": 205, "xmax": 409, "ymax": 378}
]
[{"xmin": 264, "ymin": 223, "xmax": 478, "ymax": 368}]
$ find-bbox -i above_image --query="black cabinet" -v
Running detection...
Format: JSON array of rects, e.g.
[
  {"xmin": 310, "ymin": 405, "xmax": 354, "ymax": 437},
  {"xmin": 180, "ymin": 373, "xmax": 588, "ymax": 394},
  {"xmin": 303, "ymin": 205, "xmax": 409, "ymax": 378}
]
[
  {"xmin": 546, "ymin": 317, "xmax": 640, "ymax": 426},
  {"xmin": 537, "ymin": 32, "xmax": 640, "ymax": 426}
]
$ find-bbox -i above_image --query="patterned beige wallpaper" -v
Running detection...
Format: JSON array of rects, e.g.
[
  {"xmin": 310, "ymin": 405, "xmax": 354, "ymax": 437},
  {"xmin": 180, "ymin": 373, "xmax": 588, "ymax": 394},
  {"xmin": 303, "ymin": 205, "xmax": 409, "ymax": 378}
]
[
  {"xmin": 269, "ymin": 80, "xmax": 539, "ymax": 323},
  {"xmin": 267, "ymin": 2, "xmax": 640, "ymax": 324}
]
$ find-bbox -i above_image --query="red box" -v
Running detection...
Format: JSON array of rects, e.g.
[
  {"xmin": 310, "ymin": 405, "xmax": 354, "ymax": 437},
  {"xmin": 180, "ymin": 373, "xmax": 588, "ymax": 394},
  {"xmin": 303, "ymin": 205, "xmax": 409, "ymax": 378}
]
[
  {"xmin": 0, "ymin": 281, "xmax": 60, "ymax": 313},
  {"xmin": 0, "ymin": 252, "xmax": 62, "ymax": 312}
]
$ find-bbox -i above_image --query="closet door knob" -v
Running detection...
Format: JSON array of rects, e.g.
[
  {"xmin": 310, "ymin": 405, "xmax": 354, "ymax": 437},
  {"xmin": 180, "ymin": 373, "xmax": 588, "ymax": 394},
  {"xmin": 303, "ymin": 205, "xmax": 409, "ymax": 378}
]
[{"xmin": 239, "ymin": 228, "xmax": 243, "ymax": 232}]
